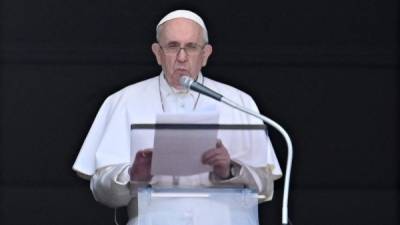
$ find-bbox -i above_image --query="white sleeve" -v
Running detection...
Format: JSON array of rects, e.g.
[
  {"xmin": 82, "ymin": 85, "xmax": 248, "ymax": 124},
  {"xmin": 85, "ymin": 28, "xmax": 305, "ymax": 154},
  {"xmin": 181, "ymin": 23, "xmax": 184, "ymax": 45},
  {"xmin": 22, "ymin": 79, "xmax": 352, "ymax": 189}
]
[
  {"xmin": 90, "ymin": 163, "xmax": 133, "ymax": 208},
  {"xmin": 210, "ymin": 160, "xmax": 277, "ymax": 202}
]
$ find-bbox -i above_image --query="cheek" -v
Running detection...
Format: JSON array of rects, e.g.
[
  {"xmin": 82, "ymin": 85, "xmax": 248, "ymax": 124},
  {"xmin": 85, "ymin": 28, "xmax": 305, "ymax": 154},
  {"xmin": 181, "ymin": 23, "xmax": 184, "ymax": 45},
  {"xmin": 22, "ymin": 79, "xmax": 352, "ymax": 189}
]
[
  {"xmin": 191, "ymin": 57, "xmax": 204, "ymax": 72},
  {"xmin": 164, "ymin": 57, "xmax": 176, "ymax": 70}
]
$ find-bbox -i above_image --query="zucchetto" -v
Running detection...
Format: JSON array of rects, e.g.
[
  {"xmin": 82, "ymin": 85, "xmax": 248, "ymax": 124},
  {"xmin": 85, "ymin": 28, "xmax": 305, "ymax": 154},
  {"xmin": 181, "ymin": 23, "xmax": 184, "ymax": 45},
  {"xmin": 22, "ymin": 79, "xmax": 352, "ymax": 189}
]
[{"xmin": 157, "ymin": 10, "xmax": 207, "ymax": 32}]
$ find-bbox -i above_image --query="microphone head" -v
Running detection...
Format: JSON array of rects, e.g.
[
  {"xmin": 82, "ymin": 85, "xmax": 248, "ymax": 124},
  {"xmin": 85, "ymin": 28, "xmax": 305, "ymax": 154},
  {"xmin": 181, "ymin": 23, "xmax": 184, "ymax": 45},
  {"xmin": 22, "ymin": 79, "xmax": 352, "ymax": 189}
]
[{"xmin": 179, "ymin": 75, "xmax": 193, "ymax": 90}]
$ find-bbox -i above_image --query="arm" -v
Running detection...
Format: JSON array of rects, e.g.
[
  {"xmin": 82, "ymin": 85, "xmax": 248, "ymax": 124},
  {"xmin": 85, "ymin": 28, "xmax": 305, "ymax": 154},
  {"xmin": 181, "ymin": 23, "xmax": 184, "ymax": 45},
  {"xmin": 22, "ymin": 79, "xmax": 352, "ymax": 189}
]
[
  {"xmin": 203, "ymin": 140, "xmax": 276, "ymax": 201},
  {"xmin": 90, "ymin": 149, "xmax": 152, "ymax": 208},
  {"xmin": 210, "ymin": 161, "xmax": 276, "ymax": 201},
  {"xmin": 90, "ymin": 163, "xmax": 132, "ymax": 208}
]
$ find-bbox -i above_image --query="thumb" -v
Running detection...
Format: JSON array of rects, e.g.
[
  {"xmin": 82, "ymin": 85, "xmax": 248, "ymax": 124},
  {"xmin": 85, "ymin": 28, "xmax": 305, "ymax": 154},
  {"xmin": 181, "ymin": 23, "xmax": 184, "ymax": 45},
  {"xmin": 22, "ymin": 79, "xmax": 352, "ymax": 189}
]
[{"xmin": 216, "ymin": 139, "xmax": 223, "ymax": 148}]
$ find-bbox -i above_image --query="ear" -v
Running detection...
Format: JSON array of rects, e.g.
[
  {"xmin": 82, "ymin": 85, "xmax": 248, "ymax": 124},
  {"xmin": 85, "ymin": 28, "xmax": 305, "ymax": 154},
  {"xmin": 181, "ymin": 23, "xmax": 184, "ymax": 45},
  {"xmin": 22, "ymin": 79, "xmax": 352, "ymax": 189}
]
[
  {"xmin": 201, "ymin": 44, "xmax": 213, "ymax": 67},
  {"xmin": 151, "ymin": 43, "xmax": 162, "ymax": 65}
]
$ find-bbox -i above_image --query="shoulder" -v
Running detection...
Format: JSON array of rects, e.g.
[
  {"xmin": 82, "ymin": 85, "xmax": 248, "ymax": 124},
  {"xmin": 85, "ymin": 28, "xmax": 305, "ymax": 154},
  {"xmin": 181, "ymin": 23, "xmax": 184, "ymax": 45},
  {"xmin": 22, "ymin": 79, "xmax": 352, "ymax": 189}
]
[
  {"xmin": 204, "ymin": 76, "xmax": 254, "ymax": 102},
  {"xmin": 105, "ymin": 76, "xmax": 159, "ymax": 104},
  {"xmin": 204, "ymin": 76, "xmax": 262, "ymax": 121}
]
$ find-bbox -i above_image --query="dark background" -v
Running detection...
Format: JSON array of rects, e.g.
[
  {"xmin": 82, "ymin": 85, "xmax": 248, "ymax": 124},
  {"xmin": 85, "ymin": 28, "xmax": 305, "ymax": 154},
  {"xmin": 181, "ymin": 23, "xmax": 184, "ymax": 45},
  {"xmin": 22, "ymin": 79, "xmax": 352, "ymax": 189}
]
[{"xmin": 0, "ymin": 0, "xmax": 398, "ymax": 224}]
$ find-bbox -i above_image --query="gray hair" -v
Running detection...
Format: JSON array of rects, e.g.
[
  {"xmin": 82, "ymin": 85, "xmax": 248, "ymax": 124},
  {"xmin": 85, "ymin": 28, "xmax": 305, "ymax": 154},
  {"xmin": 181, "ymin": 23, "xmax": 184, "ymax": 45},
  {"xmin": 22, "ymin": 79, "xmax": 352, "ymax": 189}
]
[{"xmin": 156, "ymin": 22, "xmax": 209, "ymax": 44}]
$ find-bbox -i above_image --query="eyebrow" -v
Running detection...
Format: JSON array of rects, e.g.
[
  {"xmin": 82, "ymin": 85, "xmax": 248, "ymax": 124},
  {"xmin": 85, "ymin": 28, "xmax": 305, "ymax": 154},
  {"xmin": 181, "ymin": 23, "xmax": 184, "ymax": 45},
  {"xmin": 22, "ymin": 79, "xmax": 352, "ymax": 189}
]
[{"xmin": 166, "ymin": 41, "xmax": 198, "ymax": 46}]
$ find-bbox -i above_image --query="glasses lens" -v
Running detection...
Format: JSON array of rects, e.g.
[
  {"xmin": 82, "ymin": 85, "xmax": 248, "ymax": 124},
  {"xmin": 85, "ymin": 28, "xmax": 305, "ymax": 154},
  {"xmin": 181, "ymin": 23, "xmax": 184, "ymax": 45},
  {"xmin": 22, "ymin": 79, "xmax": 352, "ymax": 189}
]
[
  {"xmin": 184, "ymin": 43, "xmax": 201, "ymax": 54},
  {"xmin": 161, "ymin": 43, "xmax": 203, "ymax": 55}
]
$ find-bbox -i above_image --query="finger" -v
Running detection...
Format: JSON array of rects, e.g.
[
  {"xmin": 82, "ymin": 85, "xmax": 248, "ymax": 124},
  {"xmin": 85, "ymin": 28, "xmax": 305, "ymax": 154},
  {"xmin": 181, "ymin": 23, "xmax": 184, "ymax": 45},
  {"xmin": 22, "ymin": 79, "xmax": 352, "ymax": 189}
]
[
  {"xmin": 203, "ymin": 147, "xmax": 230, "ymax": 163},
  {"xmin": 211, "ymin": 157, "xmax": 230, "ymax": 166},
  {"xmin": 216, "ymin": 139, "xmax": 223, "ymax": 148},
  {"xmin": 141, "ymin": 151, "xmax": 153, "ymax": 158},
  {"xmin": 203, "ymin": 154, "xmax": 229, "ymax": 166},
  {"xmin": 141, "ymin": 148, "xmax": 153, "ymax": 157},
  {"xmin": 202, "ymin": 148, "xmax": 220, "ymax": 163},
  {"xmin": 205, "ymin": 160, "xmax": 228, "ymax": 168},
  {"xmin": 135, "ymin": 149, "xmax": 153, "ymax": 158}
]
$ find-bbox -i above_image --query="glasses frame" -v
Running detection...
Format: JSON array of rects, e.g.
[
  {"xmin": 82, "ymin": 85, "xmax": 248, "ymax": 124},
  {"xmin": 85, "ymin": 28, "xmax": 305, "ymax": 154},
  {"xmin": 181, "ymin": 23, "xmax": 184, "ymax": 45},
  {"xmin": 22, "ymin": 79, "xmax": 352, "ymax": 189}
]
[{"xmin": 158, "ymin": 42, "xmax": 207, "ymax": 56}]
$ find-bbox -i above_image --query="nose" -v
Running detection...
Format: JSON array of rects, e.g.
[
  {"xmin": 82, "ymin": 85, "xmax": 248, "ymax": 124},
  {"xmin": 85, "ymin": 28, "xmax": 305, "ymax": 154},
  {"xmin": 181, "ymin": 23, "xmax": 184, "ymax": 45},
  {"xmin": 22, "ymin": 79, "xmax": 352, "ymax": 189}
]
[{"xmin": 176, "ymin": 48, "xmax": 188, "ymax": 62}]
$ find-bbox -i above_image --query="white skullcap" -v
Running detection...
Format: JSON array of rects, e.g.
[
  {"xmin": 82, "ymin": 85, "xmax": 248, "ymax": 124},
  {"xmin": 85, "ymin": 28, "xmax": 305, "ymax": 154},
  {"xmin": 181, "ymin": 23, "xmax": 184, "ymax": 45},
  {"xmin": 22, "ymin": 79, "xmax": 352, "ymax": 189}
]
[{"xmin": 157, "ymin": 10, "xmax": 207, "ymax": 32}]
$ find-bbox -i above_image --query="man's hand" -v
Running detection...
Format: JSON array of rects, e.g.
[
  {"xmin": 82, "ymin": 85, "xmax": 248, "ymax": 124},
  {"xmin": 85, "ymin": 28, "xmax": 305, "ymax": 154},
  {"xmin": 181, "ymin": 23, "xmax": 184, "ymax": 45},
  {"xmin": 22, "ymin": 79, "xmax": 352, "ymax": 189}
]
[
  {"xmin": 202, "ymin": 140, "xmax": 231, "ymax": 179},
  {"xmin": 129, "ymin": 149, "xmax": 153, "ymax": 182}
]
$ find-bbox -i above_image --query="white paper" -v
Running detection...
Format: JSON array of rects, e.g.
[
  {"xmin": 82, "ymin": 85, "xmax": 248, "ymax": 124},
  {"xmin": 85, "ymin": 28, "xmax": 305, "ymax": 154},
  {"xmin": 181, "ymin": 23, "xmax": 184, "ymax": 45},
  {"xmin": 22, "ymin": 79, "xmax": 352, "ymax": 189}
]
[
  {"xmin": 130, "ymin": 129, "xmax": 155, "ymax": 162},
  {"xmin": 151, "ymin": 112, "xmax": 219, "ymax": 176}
]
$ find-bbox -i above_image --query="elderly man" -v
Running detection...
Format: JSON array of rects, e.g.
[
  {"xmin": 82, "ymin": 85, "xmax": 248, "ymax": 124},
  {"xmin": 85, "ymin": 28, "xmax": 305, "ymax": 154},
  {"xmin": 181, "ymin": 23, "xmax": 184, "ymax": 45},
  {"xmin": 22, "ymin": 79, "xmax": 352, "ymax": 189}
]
[{"xmin": 73, "ymin": 10, "xmax": 282, "ymax": 225}]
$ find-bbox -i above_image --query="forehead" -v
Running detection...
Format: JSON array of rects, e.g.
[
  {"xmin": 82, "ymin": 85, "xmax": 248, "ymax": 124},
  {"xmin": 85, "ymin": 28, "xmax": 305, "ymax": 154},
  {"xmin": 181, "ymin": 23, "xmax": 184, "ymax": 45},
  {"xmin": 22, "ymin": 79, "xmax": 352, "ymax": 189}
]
[{"xmin": 159, "ymin": 18, "xmax": 203, "ymax": 43}]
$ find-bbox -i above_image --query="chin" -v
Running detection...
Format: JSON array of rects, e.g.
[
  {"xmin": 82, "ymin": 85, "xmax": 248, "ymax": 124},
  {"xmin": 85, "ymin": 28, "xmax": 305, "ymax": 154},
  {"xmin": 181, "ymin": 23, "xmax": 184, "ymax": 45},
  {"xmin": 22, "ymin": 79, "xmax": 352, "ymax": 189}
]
[
  {"xmin": 177, "ymin": 72, "xmax": 191, "ymax": 77},
  {"xmin": 168, "ymin": 72, "xmax": 193, "ymax": 86}
]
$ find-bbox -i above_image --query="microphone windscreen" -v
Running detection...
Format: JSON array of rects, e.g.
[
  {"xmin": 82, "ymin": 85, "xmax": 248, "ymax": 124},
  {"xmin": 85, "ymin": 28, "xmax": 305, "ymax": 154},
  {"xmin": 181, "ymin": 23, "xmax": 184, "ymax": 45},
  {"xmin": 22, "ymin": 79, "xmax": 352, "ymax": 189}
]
[{"xmin": 179, "ymin": 75, "xmax": 193, "ymax": 89}]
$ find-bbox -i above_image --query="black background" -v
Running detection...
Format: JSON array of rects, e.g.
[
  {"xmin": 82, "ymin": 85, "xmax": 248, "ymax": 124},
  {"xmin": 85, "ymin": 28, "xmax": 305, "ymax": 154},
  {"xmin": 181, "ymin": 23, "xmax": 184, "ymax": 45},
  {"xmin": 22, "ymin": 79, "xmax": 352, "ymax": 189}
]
[{"xmin": 0, "ymin": 0, "xmax": 398, "ymax": 224}]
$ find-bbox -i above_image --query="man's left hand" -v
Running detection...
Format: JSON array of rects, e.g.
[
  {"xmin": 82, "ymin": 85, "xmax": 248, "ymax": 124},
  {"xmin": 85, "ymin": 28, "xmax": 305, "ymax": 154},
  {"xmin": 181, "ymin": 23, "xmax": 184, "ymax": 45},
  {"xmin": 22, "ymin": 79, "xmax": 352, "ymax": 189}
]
[{"xmin": 202, "ymin": 139, "xmax": 231, "ymax": 179}]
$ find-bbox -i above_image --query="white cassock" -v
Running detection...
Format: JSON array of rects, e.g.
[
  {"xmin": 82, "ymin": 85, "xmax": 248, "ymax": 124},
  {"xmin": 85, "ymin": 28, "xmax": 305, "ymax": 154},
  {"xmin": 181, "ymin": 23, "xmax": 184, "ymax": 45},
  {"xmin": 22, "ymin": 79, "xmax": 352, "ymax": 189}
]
[{"xmin": 72, "ymin": 73, "xmax": 282, "ymax": 225}]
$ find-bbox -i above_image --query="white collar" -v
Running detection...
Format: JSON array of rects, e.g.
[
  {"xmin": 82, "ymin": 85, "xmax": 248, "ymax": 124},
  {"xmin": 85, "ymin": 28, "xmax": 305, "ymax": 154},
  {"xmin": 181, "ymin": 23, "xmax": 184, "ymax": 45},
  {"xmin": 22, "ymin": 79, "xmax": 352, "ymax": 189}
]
[{"xmin": 159, "ymin": 72, "xmax": 203, "ymax": 98}]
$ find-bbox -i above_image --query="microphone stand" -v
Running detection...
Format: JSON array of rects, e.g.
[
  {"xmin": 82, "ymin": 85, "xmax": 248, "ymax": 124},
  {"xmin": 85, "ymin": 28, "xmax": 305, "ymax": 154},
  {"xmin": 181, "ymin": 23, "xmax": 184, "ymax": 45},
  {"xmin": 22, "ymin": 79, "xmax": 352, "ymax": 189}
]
[
  {"xmin": 180, "ymin": 75, "xmax": 293, "ymax": 224},
  {"xmin": 221, "ymin": 97, "xmax": 293, "ymax": 225}
]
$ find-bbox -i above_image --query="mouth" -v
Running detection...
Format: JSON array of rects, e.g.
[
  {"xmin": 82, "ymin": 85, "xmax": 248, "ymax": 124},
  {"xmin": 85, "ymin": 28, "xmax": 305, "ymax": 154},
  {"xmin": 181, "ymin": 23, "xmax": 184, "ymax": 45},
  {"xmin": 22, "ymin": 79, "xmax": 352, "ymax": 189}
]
[{"xmin": 175, "ymin": 68, "xmax": 189, "ymax": 74}]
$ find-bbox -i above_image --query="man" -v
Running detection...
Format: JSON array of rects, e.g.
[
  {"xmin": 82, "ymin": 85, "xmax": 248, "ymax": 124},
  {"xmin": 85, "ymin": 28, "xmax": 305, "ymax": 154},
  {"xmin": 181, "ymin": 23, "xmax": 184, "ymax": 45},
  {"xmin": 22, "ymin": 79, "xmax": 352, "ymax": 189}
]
[{"xmin": 73, "ymin": 10, "xmax": 282, "ymax": 225}]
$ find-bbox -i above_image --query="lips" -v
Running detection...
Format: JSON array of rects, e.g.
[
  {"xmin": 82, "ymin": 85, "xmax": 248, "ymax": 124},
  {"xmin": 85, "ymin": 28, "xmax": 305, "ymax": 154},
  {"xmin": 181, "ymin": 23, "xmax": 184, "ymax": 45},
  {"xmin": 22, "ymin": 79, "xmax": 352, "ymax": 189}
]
[{"xmin": 175, "ymin": 68, "xmax": 190, "ymax": 75}]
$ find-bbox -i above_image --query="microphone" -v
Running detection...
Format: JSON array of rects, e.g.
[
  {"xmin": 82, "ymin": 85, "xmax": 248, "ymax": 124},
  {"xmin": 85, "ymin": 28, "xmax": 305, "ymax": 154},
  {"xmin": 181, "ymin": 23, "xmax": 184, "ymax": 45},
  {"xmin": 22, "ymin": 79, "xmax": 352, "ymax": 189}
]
[
  {"xmin": 179, "ymin": 76, "xmax": 223, "ymax": 101},
  {"xmin": 180, "ymin": 75, "xmax": 293, "ymax": 225}
]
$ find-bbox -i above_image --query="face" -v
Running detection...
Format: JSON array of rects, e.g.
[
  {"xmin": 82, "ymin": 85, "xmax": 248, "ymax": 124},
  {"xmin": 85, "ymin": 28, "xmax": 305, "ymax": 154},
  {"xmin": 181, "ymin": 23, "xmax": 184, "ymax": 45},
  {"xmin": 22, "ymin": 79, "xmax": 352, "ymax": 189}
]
[{"xmin": 152, "ymin": 18, "xmax": 212, "ymax": 89}]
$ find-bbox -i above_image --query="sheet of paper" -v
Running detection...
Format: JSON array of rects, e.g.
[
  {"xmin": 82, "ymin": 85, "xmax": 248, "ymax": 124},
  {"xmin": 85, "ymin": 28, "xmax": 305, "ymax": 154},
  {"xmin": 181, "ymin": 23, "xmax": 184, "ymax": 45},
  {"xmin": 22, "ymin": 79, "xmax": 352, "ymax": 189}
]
[{"xmin": 151, "ymin": 112, "xmax": 219, "ymax": 176}]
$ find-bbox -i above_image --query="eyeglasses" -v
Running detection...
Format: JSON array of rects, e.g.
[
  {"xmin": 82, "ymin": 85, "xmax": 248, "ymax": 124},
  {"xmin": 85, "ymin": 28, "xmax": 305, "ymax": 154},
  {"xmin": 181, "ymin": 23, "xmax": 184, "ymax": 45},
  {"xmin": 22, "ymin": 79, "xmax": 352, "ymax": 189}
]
[{"xmin": 159, "ymin": 42, "xmax": 206, "ymax": 55}]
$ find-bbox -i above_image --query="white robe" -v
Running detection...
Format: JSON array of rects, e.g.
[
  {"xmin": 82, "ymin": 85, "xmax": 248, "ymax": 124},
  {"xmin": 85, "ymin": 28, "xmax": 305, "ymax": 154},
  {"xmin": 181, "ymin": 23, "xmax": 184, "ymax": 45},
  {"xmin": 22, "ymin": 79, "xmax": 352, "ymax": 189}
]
[{"xmin": 72, "ymin": 73, "xmax": 282, "ymax": 224}]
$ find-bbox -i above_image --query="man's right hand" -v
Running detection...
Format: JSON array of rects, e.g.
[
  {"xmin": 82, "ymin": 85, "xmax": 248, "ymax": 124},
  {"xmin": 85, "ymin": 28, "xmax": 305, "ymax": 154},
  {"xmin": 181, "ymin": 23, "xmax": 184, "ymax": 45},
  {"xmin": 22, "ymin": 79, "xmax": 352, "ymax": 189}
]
[{"xmin": 129, "ymin": 149, "xmax": 153, "ymax": 182}]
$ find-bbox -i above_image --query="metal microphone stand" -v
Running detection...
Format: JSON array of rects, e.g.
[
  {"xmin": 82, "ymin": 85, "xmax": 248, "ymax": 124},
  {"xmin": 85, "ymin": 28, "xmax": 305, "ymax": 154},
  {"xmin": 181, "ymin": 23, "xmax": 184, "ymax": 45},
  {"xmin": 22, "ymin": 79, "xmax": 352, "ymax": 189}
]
[{"xmin": 221, "ymin": 97, "xmax": 293, "ymax": 225}]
